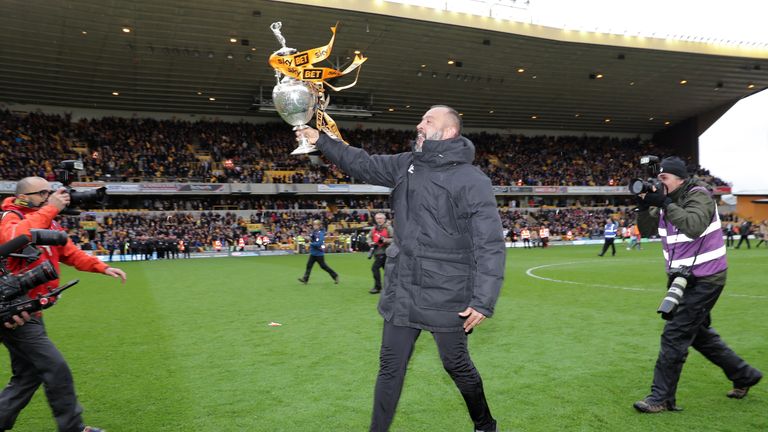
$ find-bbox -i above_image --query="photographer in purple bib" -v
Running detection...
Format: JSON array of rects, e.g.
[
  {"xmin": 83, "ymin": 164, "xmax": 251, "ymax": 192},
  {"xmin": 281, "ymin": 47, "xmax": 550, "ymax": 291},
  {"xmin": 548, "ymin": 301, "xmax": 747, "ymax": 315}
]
[{"xmin": 632, "ymin": 156, "xmax": 762, "ymax": 413}]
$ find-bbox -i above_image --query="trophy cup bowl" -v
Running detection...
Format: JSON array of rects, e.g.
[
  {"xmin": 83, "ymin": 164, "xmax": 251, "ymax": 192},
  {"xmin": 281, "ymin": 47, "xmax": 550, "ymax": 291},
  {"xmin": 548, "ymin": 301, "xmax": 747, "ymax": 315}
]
[{"xmin": 272, "ymin": 76, "xmax": 319, "ymax": 155}]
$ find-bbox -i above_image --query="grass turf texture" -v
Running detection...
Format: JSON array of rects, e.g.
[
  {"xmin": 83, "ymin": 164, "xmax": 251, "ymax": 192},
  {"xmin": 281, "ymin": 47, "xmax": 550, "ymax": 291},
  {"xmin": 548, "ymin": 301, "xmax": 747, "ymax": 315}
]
[{"xmin": 2, "ymin": 243, "xmax": 766, "ymax": 431}]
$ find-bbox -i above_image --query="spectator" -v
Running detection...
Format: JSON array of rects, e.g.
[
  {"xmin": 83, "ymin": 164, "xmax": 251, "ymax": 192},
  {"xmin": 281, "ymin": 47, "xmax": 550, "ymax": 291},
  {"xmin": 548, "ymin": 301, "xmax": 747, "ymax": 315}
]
[{"xmin": 0, "ymin": 110, "xmax": 730, "ymax": 187}]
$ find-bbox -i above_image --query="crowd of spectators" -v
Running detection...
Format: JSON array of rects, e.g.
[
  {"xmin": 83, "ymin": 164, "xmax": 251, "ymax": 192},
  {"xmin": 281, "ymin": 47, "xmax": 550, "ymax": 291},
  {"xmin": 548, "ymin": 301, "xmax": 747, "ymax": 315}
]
[
  {"xmin": 532, "ymin": 207, "xmax": 633, "ymax": 238},
  {"xmin": 63, "ymin": 202, "xmax": 651, "ymax": 255},
  {"xmin": 1, "ymin": 110, "xmax": 729, "ymax": 186},
  {"xmin": 2, "ymin": 110, "xmax": 733, "ymax": 253},
  {"xmin": 63, "ymin": 207, "xmax": 375, "ymax": 254},
  {"xmin": 115, "ymin": 196, "xmax": 392, "ymax": 212},
  {"xmin": 498, "ymin": 206, "xmax": 637, "ymax": 239}
]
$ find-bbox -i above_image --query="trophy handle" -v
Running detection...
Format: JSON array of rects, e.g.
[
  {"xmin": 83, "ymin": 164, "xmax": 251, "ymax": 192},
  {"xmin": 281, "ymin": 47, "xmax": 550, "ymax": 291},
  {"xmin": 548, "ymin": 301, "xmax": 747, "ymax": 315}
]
[{"xmin": 291, "ymin": 125, "xmax": 318, "ymax": 155}]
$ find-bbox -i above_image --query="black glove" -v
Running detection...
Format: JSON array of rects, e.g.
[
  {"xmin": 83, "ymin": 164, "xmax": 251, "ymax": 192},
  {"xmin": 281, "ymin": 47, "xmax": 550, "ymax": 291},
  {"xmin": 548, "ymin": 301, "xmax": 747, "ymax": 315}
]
[
  {"xmin": 634, "ymin": 195, "xmax": 650, "ymax": 212},
  {"xmin": 643, "ymin": 188, "xmax": 672, "ymax": 208}
]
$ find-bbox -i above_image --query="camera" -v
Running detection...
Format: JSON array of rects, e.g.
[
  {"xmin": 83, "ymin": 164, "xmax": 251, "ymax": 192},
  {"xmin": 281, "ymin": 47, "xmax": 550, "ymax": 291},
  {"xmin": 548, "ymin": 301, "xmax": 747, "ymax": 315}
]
[
  {"xmin": 628, "ymin": 155, "xmax": 663, "ymax": 195},
  {"xmin": 0, "ymin": 261, "xmax": 58, "ymax": 302},
  {"xmin": 56, "ymin": 160, "xmax": 108, "ymax": 215},
  {"xmin": 367, "ymin": 236, "xmax": 384, "ymax": 259},
  {"xmin": 657, "ymin": 266, "xmax": 693, "ymax": 320},
  {"xmin": 8, "ymin": 229, "xmax": 70, "ymax": 264},
  {"xmin": 0, "ymin": 231, "xmax": 79, "ymax": 323}
]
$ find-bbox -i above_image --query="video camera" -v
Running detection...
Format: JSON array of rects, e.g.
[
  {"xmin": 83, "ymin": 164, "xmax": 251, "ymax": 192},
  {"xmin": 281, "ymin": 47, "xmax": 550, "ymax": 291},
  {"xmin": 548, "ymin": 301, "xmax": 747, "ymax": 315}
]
[
  {"xmin": 628, "ymin": 155, "xmax": 663, "ymax": 195},
  {"xmin": 0, "ymin": 230, "xmax": 79, "ymax": 324},
  {"xmin": 56, "ymin": 160, "xmax": 108, "ymax": 216}
]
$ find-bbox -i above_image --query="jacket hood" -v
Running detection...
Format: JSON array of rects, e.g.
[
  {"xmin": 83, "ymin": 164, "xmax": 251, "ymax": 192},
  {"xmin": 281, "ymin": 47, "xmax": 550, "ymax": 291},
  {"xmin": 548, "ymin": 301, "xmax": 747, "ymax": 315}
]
[
  {"xmin": 669, "ymin": 177, "xmax": 712, "ymax": 201},
  {"xmin": 414, "ymin": 135, "xmax": 475, "ymax": 168}
]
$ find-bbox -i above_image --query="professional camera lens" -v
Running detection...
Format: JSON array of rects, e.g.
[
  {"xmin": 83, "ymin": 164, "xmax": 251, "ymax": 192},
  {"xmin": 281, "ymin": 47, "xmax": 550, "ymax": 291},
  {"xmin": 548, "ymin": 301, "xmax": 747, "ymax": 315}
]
[
  {"xmin": 69, "ymin": 186, "xmax": 107, "ymax": 206},
  {"xmin": 0, "ymin": 261, "xmax": 58, "ymax": 302},
  {"xmin": 657, "ymin": 276, "xmax": 688, "ymax": 319},
  {"xmin": 15, "ymin": 261, "xmax": 58, "ymax": 292},
  {"xmin": 629, "ymin": 178, "xmax": 648, "ymax": 195},
  {"xmin": 30, "ymin": 229, "xmax": 69, "ymax": 246}
]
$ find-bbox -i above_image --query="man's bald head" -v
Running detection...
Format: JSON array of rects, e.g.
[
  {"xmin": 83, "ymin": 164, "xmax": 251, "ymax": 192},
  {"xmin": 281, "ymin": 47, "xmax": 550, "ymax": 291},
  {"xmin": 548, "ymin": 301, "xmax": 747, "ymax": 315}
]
[
  {"xmin": 15, "ymin": 177, "xmax": 49, "ymax": 196},
  {"xmin": 429, "ymin": 105, "xmax": 462, "ymax": 137}
]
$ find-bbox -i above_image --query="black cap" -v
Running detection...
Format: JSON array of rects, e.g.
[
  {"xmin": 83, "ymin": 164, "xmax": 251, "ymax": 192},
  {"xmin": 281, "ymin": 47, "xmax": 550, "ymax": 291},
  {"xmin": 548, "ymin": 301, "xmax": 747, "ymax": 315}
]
[{"xmin": 659, "ymin": 157, "xmax": 688, "ymax": 179}]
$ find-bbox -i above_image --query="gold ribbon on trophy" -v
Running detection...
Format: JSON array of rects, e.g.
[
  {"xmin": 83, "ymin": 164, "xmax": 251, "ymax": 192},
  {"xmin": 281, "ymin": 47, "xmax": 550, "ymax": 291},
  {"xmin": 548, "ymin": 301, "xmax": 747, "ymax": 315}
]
[{"xmin": 268, "ymin": 23, "xmax": 367, "ymax": 143}]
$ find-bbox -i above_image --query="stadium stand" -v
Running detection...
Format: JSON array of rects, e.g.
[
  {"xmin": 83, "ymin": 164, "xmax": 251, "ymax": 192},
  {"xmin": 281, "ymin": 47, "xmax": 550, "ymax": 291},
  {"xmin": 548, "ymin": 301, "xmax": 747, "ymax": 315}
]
[
  {"xmin": 1, "ymin": 111, "xmax": 732, "ymax": 254},
  {"xmin": 1, "ymin": 111, "xmax": 729, "ymax": 187}
]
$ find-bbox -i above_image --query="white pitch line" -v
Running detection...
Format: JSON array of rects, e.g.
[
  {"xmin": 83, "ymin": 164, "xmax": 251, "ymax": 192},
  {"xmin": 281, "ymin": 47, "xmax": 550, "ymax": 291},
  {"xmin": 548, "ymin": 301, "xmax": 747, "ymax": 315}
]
[{"xmin": 524, "ymin": 261, "xmax": 768, "ymax": 300}]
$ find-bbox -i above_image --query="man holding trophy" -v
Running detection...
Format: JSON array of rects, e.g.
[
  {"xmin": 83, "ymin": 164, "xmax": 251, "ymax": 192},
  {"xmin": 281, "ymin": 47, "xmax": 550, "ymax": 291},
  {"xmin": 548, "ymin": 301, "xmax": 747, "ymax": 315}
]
[
  {"xmin": 297, "ymin": 106, "xmax": 504, "ymax": 432},
  {"xmin": 269, "ymin": 23, "xmax": 504, "ymax": 432}
]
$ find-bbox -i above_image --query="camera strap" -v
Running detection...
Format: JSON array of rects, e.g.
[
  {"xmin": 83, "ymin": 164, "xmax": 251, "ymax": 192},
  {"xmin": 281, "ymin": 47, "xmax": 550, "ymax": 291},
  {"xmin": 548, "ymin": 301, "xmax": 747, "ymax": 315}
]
[{"xmin": 1, "ymin": 210, "xmax": 25, "ymax": 221}]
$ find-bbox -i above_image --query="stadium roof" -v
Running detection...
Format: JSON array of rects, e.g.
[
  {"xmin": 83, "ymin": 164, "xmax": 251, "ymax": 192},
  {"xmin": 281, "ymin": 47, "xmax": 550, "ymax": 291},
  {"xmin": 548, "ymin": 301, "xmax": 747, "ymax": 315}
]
[{"xmin": 0, "ymin": 0, "xmax": 766, "ymax": 133}]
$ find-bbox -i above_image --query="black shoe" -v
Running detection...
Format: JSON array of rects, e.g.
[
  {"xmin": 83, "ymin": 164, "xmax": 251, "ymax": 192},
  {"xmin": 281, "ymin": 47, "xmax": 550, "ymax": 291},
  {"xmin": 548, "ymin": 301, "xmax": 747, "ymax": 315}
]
[
  {"xmin": 728, "ymin": 371, "xmax": 762, "ymax": 399},
  {"xmin": 369, "ymin": 287, "xmax": 381, "ymax": 294},
  {"xmin": 474, "ymin": 421, "xmax": 497, "ymax": 432},
  {"xmin": 297, "ymin": 277, "xmax": 307, "ymax": 284},
  {"xmin": 633, "ymin": 398, "xmax": 682, "ymax": 413}
]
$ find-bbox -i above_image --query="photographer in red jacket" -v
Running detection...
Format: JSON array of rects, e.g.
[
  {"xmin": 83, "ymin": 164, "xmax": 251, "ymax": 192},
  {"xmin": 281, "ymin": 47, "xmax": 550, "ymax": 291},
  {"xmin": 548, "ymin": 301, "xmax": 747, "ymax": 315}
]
[{"xmin": 0, "ymin": 177, "xmax": 126, "ymax": 432}]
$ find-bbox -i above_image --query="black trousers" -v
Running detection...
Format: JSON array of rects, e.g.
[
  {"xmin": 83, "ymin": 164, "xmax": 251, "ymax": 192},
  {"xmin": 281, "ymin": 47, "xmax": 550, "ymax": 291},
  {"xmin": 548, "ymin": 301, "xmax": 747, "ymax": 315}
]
[
  {"xmin": 599, "ymin": 238, "xmax": 616, "ymax": 256},
  {"xmin": 648, "ymin": 279, "xmax": 761, "ymax": 405},
  {"xmin": 303, "ymin": 254, "xmax": 338, "ymax": 280},
  {"xmin": 370, "ymin": 321, "xmax": 496, "ymax": 432},
  {"xmin": 371, "ymin": 254, "xmax": 386, "ymax": 289},
  {"xmin": 735, "ymin": 234, "xmax": 751, "ymax": 249},
  {"xmin": 0, "ymin": 318, "xmax": 84, "ymax": 432}
]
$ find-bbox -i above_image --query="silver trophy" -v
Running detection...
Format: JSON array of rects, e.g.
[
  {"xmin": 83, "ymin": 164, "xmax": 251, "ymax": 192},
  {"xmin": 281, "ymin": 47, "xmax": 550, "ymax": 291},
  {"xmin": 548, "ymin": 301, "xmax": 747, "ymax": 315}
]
[
  {"xmin": 273, "ymin": 77, "xmax": 319, "ymax": 155},
  {"xmin": 270, "ymin": 22, "xmax": 320, "ymax": 155}
]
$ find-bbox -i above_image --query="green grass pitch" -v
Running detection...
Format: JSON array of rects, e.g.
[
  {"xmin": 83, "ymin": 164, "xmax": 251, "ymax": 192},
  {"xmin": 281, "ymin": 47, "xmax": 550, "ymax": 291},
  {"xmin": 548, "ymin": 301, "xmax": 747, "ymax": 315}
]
[{"xmin": 2, "ymin": 243, "xmax": 766, "ymax": 431}]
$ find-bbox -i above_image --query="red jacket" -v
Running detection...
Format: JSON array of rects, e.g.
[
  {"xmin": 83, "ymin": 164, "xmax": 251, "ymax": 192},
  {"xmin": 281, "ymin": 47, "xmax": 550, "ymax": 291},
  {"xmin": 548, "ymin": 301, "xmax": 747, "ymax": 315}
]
[
  {"xmin": 371, "ymin": 225, "xmax": 390, "ymax": 243},
  {"xmin": 0, "ymin": 196, "xmax": 108, "ymax": 299}
]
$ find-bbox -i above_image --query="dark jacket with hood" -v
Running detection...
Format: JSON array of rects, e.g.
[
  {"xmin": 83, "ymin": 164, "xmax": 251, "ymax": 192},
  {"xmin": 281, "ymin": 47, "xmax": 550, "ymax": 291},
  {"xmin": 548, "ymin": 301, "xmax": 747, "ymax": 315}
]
[
  {"xmin": 316, "ymin": 133, "xmax": 506, "ymax": 332},
  {"xmin": 637, "ymin": 177, "xmax": 726, "ymax": 285}
]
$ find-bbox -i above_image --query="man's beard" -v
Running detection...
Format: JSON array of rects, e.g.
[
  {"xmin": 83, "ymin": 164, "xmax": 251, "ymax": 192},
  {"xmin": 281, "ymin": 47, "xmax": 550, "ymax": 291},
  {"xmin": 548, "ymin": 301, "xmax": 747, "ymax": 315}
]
[
  {"xmin": 415, "ymin": 131, "xmax": 426, "ymax": 151},
  {"xmin": 415, "ymin": 130, "xmax": 442, "ymax": 151}
]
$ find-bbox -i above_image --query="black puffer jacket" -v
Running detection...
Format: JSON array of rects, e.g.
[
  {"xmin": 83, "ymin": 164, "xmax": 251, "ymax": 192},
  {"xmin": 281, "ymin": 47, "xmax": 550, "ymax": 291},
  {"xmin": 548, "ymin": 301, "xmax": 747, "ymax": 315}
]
[{"xmin": 317, "ymin": 134, "xmax": 506, "ymax": 332}]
